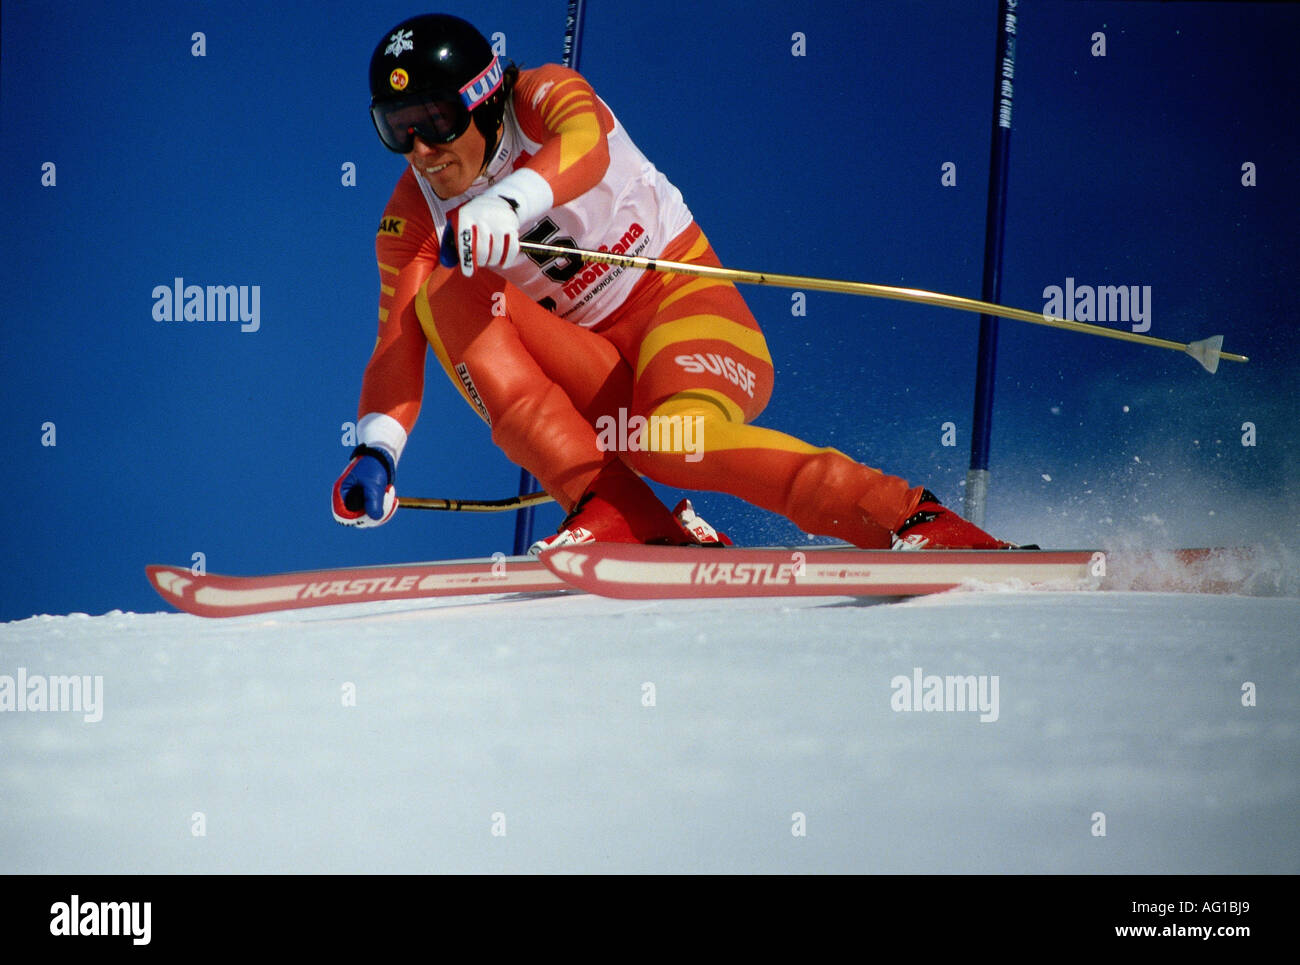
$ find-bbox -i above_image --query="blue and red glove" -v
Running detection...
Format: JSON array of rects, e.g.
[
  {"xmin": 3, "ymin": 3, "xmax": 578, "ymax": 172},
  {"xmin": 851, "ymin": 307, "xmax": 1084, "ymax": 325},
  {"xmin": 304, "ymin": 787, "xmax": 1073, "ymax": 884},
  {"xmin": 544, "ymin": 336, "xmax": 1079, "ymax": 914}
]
[{"xmin": 332, "ymin": 444, "xmax": 397, "ymax": 527}]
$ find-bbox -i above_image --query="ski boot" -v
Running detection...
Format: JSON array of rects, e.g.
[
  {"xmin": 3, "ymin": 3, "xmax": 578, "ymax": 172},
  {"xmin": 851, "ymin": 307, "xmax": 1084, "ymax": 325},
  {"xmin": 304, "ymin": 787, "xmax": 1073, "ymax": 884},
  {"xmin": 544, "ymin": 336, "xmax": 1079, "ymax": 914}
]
[
  {"xmin": 529, "ymin": 461, "xmax": 728, "ymax": 556},
  {"xmin": 891, "ymin": 490, "xmax": 1017, "ymax": 550}
]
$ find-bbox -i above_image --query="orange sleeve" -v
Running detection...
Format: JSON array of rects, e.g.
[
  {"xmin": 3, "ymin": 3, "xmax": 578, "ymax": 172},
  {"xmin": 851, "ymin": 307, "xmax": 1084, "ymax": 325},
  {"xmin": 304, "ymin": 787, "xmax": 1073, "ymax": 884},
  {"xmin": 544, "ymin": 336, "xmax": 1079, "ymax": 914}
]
[
  {"xmin": 357, "ymin": 169, "xmax": 439, "ymax": 433},
  {"xmin": 511, "ymin": 65, "xmax": 616, "ymax": 206}
]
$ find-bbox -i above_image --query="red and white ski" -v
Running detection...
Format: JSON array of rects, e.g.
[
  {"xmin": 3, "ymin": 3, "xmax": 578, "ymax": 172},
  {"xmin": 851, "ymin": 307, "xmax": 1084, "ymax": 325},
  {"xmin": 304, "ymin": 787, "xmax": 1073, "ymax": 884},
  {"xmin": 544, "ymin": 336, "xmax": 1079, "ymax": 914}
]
[
  {"xmin": 147, "ymin": 544, "xmax": 1259, "ymax": 617},
  {"xmin": 146, "ymin": 556, "xmax": 568, "ymax": 618},
  {"xmin": 538, "ymin": 544, "xmax": 1103, "ymax": 599}
]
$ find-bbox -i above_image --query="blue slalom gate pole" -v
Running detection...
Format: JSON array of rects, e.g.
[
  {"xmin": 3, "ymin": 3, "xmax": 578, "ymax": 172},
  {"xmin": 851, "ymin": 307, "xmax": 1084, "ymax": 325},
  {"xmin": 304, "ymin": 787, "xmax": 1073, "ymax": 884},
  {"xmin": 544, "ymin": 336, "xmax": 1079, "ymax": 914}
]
[
  {"xmin": 512, "ymin": 0, "xmax": 588, "ymax": 555},
  {"xmin": 965, "ymin": 0, "xmax": 1019, "ymax": 527}
]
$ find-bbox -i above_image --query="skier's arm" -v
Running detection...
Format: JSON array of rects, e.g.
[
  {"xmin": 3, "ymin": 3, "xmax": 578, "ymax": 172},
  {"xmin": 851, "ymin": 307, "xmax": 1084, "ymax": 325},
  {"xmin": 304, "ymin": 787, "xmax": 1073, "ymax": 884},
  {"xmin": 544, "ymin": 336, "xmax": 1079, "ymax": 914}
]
[
  {"xmin": 334, "ymin": 203, "xmax": 438, "ymax": 527},
  {"xmin": 510, "ymin": 64, "xmax": 615, "ymax": 206},
  {"xmin": 356, "ymin": 230, "xmax": 435, "ymax": 455},
  {"xmin": 447, "ymin": 66, "xmax": 615, "ymax": 275}
]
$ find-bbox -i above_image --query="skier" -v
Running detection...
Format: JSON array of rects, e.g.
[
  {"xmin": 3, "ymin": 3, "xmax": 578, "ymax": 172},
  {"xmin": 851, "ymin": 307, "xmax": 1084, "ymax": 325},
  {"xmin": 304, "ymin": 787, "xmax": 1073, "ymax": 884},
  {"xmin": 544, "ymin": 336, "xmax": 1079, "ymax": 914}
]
[{"xmin": 333, "ymin": 13, "xmax": 1013, "ymax": 553}]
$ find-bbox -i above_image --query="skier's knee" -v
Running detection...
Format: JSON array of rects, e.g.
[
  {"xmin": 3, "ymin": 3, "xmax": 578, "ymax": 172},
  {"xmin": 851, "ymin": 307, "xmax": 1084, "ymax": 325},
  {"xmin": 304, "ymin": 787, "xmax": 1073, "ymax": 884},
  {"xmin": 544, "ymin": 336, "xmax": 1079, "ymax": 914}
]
[
  {"xmin": 621, "ymin": 394, "xmax": 731, "ymax": 474},
  {"xmin": 646, "ymin": 393, "xmax": 736, "ymax": 426},
  {"xmin": 491, "ymin": 383, "xmax": 569, "ymax": 453}
]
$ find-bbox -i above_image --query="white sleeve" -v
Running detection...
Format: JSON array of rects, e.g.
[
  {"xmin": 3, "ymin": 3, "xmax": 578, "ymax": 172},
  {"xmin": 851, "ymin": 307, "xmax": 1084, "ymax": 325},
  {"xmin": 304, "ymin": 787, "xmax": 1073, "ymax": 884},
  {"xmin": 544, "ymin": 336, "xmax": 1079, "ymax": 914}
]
[
  {"xmin": 490, "ymin": 167, "xmax": 554, "ymax": 228},
  {"xmin": 357, "ymin": 412, "xmax": 408, "ymax": 466}
]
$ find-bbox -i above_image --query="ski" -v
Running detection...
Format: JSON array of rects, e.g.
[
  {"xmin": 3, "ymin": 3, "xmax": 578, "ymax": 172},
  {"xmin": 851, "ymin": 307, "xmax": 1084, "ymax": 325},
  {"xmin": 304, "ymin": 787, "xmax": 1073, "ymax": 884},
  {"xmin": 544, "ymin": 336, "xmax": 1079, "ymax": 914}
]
[
  {"xmin": 147, "ymin": 544, "xmax": 1259, "ymax": 617},
  {"xmin": 538, "ymin": 544, "xmax": 1103, "ymax": 599},
  {"xmin": 146, "ymin": 556, "xmax": 570, "ymax": 618}
]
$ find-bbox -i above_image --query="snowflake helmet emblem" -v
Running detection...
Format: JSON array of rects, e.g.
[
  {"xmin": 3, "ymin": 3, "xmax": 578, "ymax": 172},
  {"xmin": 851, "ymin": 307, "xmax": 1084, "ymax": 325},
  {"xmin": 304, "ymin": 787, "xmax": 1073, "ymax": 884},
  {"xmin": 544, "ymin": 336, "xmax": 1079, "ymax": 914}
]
[{"xmin": 385, "ymin": 29, "xmax": 414, "ymax": 58}]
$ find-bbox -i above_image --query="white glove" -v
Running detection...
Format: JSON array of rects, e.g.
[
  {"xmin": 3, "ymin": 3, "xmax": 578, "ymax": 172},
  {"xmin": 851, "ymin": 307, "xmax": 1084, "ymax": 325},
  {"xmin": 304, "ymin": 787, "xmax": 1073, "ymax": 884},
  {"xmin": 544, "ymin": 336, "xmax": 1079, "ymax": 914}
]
[
  {"xmin": 439, "ymin": 168, "xmax": 555, "ymax": 277},
  {"xmin": 450, "ymin": 194, "xmax": 522, "ymax": 277}
]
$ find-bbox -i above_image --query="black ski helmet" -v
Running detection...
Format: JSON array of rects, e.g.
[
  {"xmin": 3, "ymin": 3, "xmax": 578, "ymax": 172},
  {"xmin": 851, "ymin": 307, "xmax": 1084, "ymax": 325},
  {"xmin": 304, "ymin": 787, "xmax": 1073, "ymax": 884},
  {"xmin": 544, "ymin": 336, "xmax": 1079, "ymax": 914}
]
[{"xmin": 369, "ymin": 14, "xmax": 511, "ymax": 153}]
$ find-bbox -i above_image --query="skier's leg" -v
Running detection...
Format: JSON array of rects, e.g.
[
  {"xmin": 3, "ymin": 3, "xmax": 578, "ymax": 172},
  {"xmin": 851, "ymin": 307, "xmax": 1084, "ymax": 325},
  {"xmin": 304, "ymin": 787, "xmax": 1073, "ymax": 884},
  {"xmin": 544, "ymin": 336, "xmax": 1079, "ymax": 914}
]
[
  {"xmin": 415, "ymin": 274, "xmax": 696, "ymax": 545},
  {"xmin": 504, "ymin": 286, "xmax": 634, "ymax": 427},
  {"xmin": 494, "ymin": 286, "xmax": 734, "ymax": 547},
  {"xmin": 605, "ymin": 226, "xmax": 925, "ymax": 548},
  {"xmin": 414, "ymin": 274, "xmax": 607, "ymax": 510}
]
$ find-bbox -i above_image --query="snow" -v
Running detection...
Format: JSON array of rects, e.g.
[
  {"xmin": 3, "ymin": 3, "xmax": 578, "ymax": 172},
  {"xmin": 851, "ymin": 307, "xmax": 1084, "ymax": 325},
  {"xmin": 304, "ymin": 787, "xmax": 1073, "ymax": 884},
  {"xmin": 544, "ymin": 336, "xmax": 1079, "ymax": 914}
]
[{"xmin": 2, "ymin": 586, "xmax": 1296, "ymax": 873}]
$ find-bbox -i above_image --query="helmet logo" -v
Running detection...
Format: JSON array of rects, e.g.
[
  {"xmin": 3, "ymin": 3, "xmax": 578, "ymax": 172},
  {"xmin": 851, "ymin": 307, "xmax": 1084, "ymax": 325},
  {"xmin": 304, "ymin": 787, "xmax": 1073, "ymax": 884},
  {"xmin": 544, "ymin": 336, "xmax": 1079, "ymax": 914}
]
[
  {"xmin": 384, "ymin": 29, "xmax": 414, "ymax": 58},
  {"xmin": 389, "ymin": 68, "xmax": 409, "ymax": 91},
  {"xmin": 458, "ymin": 55, "xmax": 504, "ymax": 111}
]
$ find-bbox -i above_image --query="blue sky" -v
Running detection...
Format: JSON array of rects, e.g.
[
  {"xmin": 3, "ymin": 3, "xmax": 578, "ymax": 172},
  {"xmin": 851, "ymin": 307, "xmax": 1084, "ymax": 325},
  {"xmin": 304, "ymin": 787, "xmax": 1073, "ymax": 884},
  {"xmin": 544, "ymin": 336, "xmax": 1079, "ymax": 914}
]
[{"xmin": 3, "ymin": 0, "xmax": 1297, "ymax": 620}]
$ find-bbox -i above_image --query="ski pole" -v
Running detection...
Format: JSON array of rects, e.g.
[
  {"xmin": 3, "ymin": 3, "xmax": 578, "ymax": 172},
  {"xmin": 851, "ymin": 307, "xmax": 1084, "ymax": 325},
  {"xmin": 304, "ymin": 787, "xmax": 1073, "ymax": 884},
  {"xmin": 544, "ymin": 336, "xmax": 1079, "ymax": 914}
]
[
  {"xmin": 518, "ymin": 241, "xmax": 1247, "ymax": 374},
  {"xmin": 399, "ymin": 490, "xmax": 556, "ymax": 513}
]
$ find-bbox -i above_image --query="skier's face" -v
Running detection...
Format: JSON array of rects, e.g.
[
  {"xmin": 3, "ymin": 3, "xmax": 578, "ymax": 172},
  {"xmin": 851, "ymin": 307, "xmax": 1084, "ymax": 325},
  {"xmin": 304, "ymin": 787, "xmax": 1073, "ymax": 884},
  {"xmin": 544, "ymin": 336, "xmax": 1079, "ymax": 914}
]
[{"xmin": 406, "ymin": 123, "xmax": 487, "ymax": 199}]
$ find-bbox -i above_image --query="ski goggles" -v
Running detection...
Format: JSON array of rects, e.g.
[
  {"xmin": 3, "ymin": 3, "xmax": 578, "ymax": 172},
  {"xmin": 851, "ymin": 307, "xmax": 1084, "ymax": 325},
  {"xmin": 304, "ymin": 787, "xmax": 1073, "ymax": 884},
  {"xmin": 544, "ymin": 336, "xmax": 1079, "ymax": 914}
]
[
  {"xmin": 370, "ymin": 55, "xmax": 505, "ymax": 153},
  {"xmin": 371, "ymin": 94, "xmax": 472, "ymax": 152}
]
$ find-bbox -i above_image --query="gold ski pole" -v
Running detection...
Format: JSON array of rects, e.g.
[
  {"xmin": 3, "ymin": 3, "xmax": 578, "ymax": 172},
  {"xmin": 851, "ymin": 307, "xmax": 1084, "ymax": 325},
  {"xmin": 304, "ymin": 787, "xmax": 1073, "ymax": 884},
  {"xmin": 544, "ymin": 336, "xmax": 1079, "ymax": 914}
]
[
  {"xmin": 519, "ymin": 241, "xmax": 1247, "ymax": 374},
  {"xmin": 398, "ymin": 490, "xmax": 556, "ymax": 513}
]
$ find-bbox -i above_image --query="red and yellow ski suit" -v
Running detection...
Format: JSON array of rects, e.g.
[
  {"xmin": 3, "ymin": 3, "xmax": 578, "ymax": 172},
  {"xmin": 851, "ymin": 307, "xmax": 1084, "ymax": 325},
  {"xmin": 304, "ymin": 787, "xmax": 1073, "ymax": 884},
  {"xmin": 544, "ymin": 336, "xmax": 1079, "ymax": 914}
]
[{"xmin": 357, "ymin": 65, "xmax": 923, "ymax": 547}]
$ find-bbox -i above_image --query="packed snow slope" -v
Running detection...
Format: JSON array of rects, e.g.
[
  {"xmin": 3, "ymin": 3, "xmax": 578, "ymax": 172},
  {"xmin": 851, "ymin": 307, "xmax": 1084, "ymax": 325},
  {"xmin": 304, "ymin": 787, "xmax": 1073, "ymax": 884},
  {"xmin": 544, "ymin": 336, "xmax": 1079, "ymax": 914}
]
[{"xmin": 2, "ymin": 585, "xmax": 1296, "ymax": 874}]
